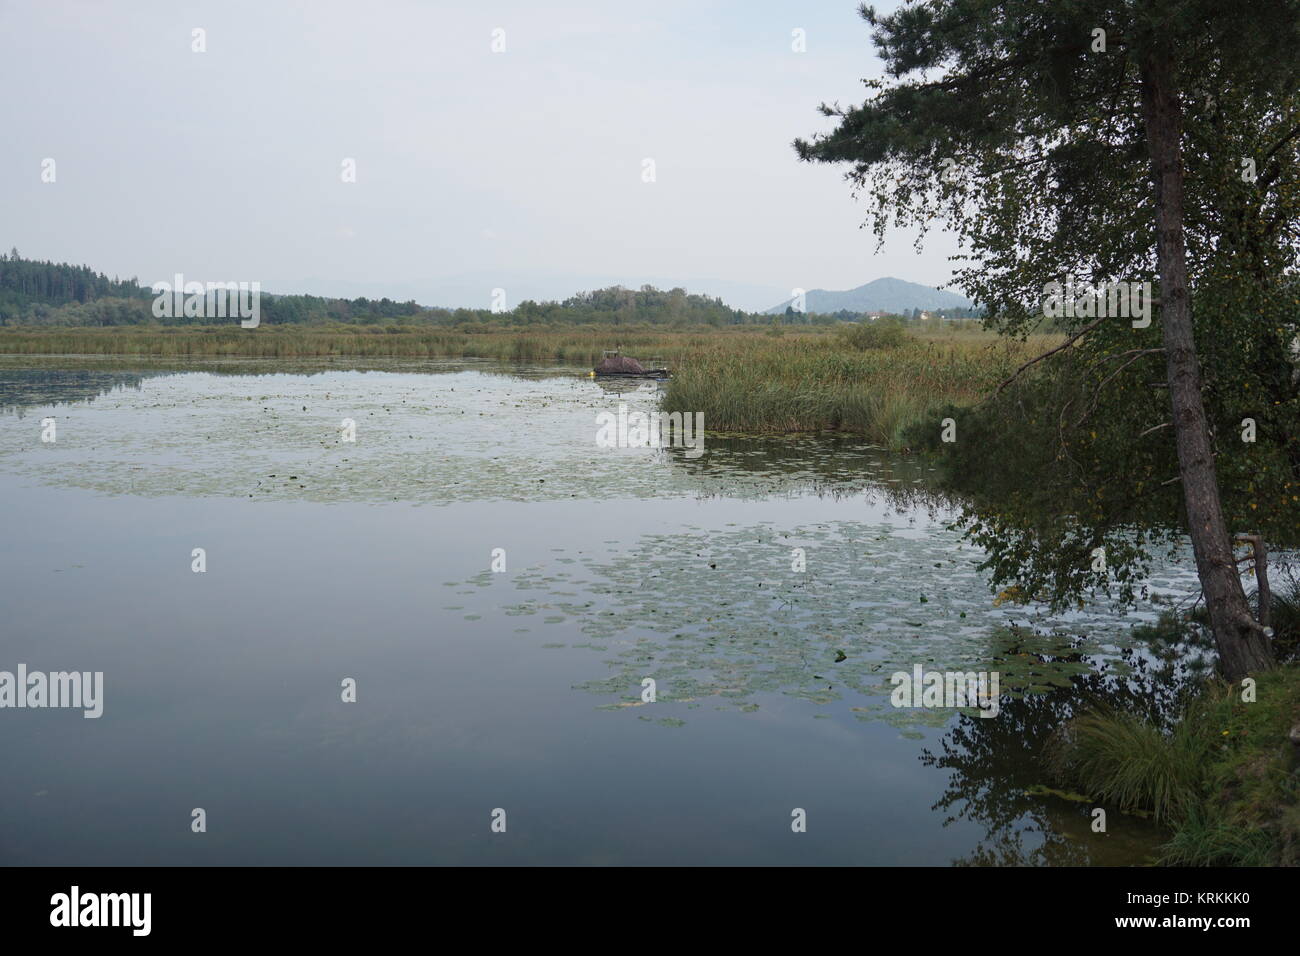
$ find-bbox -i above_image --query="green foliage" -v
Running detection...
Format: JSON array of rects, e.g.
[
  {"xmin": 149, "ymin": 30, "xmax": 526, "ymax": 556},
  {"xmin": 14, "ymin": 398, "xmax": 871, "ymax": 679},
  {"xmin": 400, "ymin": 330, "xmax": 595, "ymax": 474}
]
[
  {"xmin": 906, "ymin": 278, "xmax": 1300, "ymax": 611},
  {"xmin": 906, "ymin": 358, "xmax": 1177, "ymax": 609},
  {"xmin": 1045, "ymin": 706, "xmax": 1207, "ymax": 824},
  {"xmin": 0, "ymin": 321, "xmax": 1041, "ymax": 450},
  {"xmin": 1270, "ymin": 570, "xmax": 1300, "ymax": 661},
  {"xmin": 1047, "ymin": 650, "xmax": 1300, "ymax": 865},
  {"xmin": 0, "ymin": 253, "xmax": 759, "ymax": 329},
  {"xmin": 0, "ymin": 324, "xmax": 744, "ymax": 363},
  {"xmin": 794, "ymin": 0, "xmax": 1300, "ymax": 339},
  {"xmin": 0, "ymin": 252, "xmax": 991, "ymax": 332},
  {"xmin": 1193, "ymin": 665, "xmax": 1300, "ymax": 851},
  {"xmin": 658, "ymin": 333, "xmax": 1046, "ymax": 447},
  {"xmin": 1159, "ymin": 804, "xmax": 1278, "ymax": 866},
  {"xmin": 796, "ymin": 0, "xmax": 1300, "ymax": 621},
  {"xmin": 835, "ymin": 319, "xmax": 907, "ymax": 350},
  {"xmin": 0, "ymin": 249, "xmax": 146, "ymax": 321}
]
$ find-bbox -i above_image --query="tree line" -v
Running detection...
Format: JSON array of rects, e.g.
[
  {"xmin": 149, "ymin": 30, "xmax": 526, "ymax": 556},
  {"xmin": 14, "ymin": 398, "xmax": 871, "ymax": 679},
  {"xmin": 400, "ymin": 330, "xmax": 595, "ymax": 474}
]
[{"xmin": 0, "ymin": 254, "xmax": 988, "ymax": 329}]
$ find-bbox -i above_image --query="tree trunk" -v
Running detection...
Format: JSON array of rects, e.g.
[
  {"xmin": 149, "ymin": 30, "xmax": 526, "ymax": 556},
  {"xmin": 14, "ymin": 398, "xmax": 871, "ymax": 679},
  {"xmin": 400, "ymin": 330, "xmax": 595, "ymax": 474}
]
[
  {"xmin": 1236, "ymin": 534, "xmax": 1272, "ymax": 631},
  {"xmin": 1140, "ymin": 50, "xmax": 1274, "ymax": 681}
]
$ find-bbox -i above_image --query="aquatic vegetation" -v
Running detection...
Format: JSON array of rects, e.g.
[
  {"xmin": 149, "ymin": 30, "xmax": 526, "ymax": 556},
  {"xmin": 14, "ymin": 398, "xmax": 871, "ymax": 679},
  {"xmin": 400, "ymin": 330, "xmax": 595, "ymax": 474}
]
[
  {"xmin": 0, "ymin": 327, "xmax": 1052, "ymax": 450},
  {"xmin": 0, "ymin": 324, "xmax": 780, "ymax": 363},
  {"xmin": 0, "ymin": 356, "xmax": 1205, "ymax": 866},
  {"xmin": 453, "ymin": 520, "xmax": 1198, "ymax": 728},
  {"xmin": 0, "ymin": 360, "xmax": 970, "ymax": 505},
  {"xmin": 835, "ymin": 320, "xmax": 908, "ymax": 351},
  {"xmin": 920, "ymin": 649, "xmax": 1184, "ymax": 866},
  {"xmin": 660, "ymin": 334, "xmax": 1055, "ymax": 448},
  {"xmin": 1044, "ymin": 706, "xmax": 1207, "ymax": 824}
]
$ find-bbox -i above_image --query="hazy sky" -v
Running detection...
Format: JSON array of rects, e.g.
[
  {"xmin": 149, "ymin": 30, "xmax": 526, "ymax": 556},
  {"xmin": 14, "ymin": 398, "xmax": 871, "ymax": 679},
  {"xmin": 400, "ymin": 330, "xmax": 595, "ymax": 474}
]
[{"xmin": 1, "ymin": 0, "xmax": 963, "ymax": 309}]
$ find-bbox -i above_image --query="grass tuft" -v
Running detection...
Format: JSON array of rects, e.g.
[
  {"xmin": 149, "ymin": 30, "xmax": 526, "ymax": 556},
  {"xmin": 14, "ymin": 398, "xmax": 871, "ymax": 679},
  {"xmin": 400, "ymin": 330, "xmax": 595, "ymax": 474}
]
[{"xmin": 1045, "ymin": 706, "xmax": 1206, "ymax": 825}]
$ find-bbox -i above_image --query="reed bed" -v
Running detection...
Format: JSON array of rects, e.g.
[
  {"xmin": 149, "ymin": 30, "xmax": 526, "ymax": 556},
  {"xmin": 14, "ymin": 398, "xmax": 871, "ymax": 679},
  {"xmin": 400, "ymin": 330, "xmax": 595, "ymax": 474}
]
[
  {"xmin": 0, "ymin": 324, "xmax": 1053, "ymax": 447},
  {"xmin": 661, "ymin": 334, "xmax": 1052, "ymax": 447},
  {"xmin": 0, "ymin": 324, "xmax": 739, "ymax": 365}
]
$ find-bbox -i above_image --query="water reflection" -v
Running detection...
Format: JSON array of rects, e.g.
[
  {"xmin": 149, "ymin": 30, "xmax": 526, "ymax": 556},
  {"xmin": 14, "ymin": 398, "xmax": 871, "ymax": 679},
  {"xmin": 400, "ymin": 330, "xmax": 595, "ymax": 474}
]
[
  {"xmin": 0, "ymin": 367, "xmax": 155, "ymax": 417},
  {"xmin": 0, "ymin": 358, "xmax": 998, "ymax": 518},
  {"xmin": 924, "ymin": 643, "xmax": 1199, "ymax": 865},
  {"xmin": 0, "ymin": 356, "xmax": 1205, "ymax": 865},
  {"xmin": 664, "ymin": 433, "xmax": 959, "ymax": 510},
  {"xmin": 592, "ymin": 377, "xmax": 660, "ymax": 397},
  {"xmin": 0, "ymin": 358, "xmax": 969, "ymax": 507}
]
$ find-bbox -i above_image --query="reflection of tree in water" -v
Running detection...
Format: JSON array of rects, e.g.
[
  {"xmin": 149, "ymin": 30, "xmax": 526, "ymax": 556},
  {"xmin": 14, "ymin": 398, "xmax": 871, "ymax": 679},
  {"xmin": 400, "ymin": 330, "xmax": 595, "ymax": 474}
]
[
  {"xmin": 923, "ymin": 638, "xmax": 1199, "ymax": 866},
  {"xmin": 0, "ymin": 368, "xmax": 156, "ymax": 417},
  {"xmin": 0, "ymin": 357, "xmax": 580, "ymax": 419}
]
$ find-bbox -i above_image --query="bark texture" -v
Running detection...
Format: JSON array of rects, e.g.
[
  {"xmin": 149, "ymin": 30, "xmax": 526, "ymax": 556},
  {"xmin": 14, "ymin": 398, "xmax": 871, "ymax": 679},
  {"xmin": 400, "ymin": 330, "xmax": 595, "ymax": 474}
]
[{"xmin": 1140, "ymin": 50, "xmax": 1274, "ymax": 681}]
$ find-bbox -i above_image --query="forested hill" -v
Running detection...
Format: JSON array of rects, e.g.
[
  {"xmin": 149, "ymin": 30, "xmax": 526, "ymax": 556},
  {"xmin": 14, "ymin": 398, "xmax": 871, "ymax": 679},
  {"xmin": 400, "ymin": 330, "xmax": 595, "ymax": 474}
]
[
  {"xmin": 0, "ymin": 251, "xmax": 978, "ymax": 328},
  {"xmin": 0, "ymin": 249, "xmax": 147, "ymax": 312},
  {"xmin": 0, "ymin": 252, "xmax": 755, "ymax": 327}
]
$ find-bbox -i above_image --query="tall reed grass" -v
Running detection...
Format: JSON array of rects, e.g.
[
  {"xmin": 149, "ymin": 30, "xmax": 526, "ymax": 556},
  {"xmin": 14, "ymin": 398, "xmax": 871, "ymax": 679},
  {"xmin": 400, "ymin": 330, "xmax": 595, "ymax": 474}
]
[
  {"xmin": 0, "ymin": 324, "xmax": 736, "ymax": 364},
  {"xmin": 0, "ymin": 324, "xmax": 1048, "ymax": 448},
  {"xmin": 660, "ymin": 334, "xmax": 1051, "ymax": 447}
]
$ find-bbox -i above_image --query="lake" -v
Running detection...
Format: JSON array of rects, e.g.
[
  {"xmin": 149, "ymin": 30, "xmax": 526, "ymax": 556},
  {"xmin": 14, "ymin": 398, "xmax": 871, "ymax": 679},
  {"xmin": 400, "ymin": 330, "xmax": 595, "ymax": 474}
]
[{"xmin": 0, "ymin": 356, "xmax": 1196, "ymax": 865}]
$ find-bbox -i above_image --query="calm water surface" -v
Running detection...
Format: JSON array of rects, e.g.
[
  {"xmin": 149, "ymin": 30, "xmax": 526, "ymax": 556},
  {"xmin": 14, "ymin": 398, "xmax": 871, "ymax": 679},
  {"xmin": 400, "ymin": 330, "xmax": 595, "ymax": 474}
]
[{"xmin": 0, "ymin": 356, "xmax": 1194, "ymax": 865}]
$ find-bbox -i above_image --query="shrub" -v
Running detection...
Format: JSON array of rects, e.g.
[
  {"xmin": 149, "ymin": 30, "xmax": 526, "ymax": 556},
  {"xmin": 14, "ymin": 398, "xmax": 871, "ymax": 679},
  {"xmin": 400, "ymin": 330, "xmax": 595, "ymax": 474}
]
[{"xmin": 835, "ymin": 320, "xmax": 907, "ymax": 350}]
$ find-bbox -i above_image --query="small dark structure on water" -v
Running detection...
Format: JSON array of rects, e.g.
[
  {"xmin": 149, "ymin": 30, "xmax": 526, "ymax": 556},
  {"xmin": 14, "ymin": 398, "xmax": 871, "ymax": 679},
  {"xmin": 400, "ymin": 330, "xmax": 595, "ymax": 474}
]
[{"xmin": 593, "ymin": 349, "xmax": 670, "ymax": 379}]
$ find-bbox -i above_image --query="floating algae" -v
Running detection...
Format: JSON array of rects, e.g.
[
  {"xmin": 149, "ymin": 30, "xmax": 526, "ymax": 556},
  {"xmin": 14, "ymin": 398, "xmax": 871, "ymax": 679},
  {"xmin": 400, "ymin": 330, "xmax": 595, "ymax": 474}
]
[
  {"xmin": 2, "ymin": 359, "xmax": 1203, "ymax": 732},
  {"xmin": 0, "ymin": 360, "xmax": 932, "ymax": 506},
  {"xmin": 452, "ymin": 520, "xmax": 1199, "ymax": 729}
]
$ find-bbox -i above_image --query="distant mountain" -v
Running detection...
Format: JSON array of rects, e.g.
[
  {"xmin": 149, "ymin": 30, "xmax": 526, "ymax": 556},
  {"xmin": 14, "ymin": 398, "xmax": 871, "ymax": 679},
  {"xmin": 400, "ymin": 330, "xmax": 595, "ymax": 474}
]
[{"xmin": 765, "ymin": 277, "xmax": 972, "ymax": 315}]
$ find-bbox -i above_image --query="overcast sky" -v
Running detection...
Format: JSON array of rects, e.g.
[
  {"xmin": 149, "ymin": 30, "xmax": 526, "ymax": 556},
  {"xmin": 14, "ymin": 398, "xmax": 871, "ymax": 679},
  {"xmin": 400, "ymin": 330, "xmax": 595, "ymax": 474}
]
[{"xmin": 1, "ymin": 0, "xmax": 962, "ymax": 310}]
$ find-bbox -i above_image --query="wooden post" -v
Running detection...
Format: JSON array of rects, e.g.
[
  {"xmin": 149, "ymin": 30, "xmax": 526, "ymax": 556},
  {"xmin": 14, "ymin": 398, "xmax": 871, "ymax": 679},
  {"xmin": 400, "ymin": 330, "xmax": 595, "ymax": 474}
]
[{"xmin": 1236, "ymin": 534, "xmax": 1272, "ymax": 632}]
